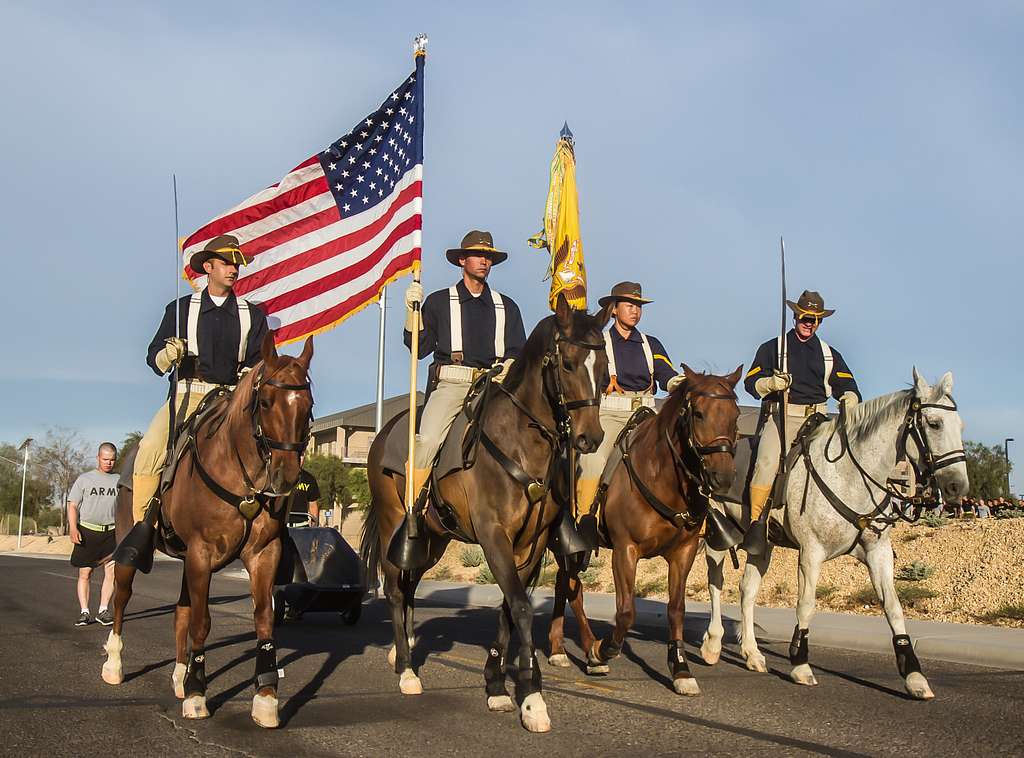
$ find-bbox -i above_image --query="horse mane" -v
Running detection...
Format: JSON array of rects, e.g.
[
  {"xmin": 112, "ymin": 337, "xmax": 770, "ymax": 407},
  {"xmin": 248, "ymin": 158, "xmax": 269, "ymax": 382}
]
[
  {"xmin": 811, "ymin": 388, "xmax": 913, "ymax": 445},
  {"xmin": 223, "ymin": 361, "xmax": 261, "ymax": 429},
  {"xmin": 655, "ymin": 379, "xmax": 689, "ymax": 434}
]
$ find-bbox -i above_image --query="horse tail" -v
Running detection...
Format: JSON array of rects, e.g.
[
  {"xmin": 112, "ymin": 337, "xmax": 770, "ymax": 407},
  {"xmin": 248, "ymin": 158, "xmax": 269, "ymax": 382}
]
[{"xmin": 360, "ymin": 494, "xmax": 382, "ymax": 594}]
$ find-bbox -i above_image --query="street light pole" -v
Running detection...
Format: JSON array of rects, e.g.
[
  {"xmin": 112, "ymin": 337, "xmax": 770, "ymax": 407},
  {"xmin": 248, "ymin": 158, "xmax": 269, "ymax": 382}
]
[
  {"xmin": 16, "ymin": 437, "xmax": 33, "ymax": 550},
  {"xmin": 1005, "ymin": 438, "xmax": 1014, "ymax": 497}
]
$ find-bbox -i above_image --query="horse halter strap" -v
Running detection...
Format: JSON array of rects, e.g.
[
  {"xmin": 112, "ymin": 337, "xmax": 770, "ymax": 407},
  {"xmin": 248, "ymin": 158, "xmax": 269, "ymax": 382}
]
[
  {"xmin": 251, "ymin": 367, "xmax": 314, "ymax": 454},
  {"xmin": 666, "ymin": 387, "xmax": 738, "ymax": 498},
  {"xmin": 900, "ymin": 396, "xmax": 966, "ymax": 497}
]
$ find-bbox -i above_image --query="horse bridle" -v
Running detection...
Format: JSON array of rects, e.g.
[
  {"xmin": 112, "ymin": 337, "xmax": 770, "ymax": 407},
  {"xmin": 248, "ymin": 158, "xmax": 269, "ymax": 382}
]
[
  {"xmin": 810, "ymin": 390, "xmax": 966, "ymax": 533},
  {"xmin": 668, "ymin": 387, "xmax": 740, "ymax": 497}
]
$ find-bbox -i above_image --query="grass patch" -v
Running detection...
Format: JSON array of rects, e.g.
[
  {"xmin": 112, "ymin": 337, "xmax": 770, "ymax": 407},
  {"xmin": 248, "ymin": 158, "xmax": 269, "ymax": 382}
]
[
  {"xmin": 816, "ymin": 584, "xmax": 838, "ymax": 600},
  {"xmin": 429, "ymin": 564, "xmax": 453, "ymax": 581},
  {"xmin": 896, "ymin": 583, "xmax": 937, "ymax": 608},
  {"xmin": 921, "ymin": 514, "xmax": 949, "ymax": 528},
  {"xmin": 460, "ymin": 545, "xmax": 484, "ymax": 568},
  {"xmin": 896, "ymin": 560, "xmax": 936, "ymax": 582},
  {"xmin": 475, "ymin": 564, "xmax": 496, "ymax": 584},
  {"xmin": 771, "ymin": 582, "xmax": 790, "ymax": 601},
  {"xmin": 902, "ymin": 531, "xmax": 921, "ymax": 542},
  {"xmin": 535, "ymin": 566, "xmax": 559, "ymax": 587},
  {"xmin": 977, "ymin": 603, "xmax": 1024, "ymax": 622},
  {"xmin": 849, "ymin": 584, "xmax": 879, "ymax": 607},
  {"xmin": 686, "ymin": 580, "xmax": 708, "ymax": 599},
  {"xmin": 635, "ymin": 576, "xmax": 668, "ymax": 598}
]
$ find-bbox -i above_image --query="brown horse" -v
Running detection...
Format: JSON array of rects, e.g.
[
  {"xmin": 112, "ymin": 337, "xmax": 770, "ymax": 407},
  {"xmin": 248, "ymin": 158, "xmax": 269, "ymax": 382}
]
[
  {"xmin": 102, "ymin": 334, "xmax": 313, "ymax": 728},
  {"xmin": 547, "ymin": 365, "xmax": 742, "ymax": 695},
  {"xmin": 362, "ymin": 295, "xmax": 611, "ymax": 732}
]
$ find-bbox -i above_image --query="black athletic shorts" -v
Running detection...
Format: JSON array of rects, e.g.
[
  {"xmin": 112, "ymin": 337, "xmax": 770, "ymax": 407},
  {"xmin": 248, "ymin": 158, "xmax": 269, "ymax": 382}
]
[{"xmin": 70, "ymin": 524, "xmax": 116, "ymax": 568}]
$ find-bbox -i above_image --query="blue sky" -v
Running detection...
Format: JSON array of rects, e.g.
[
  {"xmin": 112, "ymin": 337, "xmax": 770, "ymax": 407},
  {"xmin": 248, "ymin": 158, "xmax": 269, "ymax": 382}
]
[{"xmin": 1, "ymin": 1, "xmax": 1021, "ymax": 491}]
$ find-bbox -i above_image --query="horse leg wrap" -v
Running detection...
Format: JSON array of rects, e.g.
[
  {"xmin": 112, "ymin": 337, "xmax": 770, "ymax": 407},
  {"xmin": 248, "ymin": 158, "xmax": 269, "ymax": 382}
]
[
  {"xmin": 484, "ymin": 646, "xmax": 507, "ymax": 697},
  {"xmin": 514, "ymin": 653, "xmax": 543, "ymax": 703},
  {"xmin": 254, "ymin": 639, "xmax": 279, "ymax": 691},
  {"xmin": 668, "ymin": 640, "xmax": 691, "ymax": 678},
  {"xmin": 893, "ymin": 634, "xmax": 922, "ymax": 678},
  {"xmin": 597, "ymin": 637, "xmax": 622, "ymax": 662},
  {"xmin": 183, "ymin": 648, "xmax": 207, "ymax": 697},
  {"xmin": 789, "ymin": 627, "xmax": 810, "ymax": 666}
]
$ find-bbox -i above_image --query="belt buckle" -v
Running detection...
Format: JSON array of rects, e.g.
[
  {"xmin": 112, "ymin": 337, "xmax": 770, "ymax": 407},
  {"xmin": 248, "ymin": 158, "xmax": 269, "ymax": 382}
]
[
  {"xmin": 631, "ymin": 397, "xmax": 641, "ymax": 411},
  {"xmin": 805, "ymin": 405, "xmax": 814, "ymax": 417}
]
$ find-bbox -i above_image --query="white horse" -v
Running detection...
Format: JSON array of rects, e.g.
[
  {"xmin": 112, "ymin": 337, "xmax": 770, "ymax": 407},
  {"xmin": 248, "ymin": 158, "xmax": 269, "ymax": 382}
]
[{"xmin": 701, "ymin": 369, "xmax": 968, "ymax": 699}]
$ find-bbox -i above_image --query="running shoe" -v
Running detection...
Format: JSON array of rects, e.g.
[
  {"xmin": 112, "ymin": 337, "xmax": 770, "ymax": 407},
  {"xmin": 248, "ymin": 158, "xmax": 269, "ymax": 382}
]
[
  {"xmin": 96, "ymin": 608, "xmax": 113, "ymax": 626},
  {"xmin": 75, "ymin": 611, "xmax": 92, "ymax": 626}
]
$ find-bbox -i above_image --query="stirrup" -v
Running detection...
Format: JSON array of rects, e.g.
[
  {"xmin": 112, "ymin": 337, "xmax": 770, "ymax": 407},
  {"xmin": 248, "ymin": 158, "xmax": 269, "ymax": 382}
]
[
  {"xmin": 704, "ymin": 507, "xmax": 744, "ymax": 552},
  {"xmin": 113, "ymin": 521, "xmax": 156, "ymax": 573},
  {"xmin": 549, "ymin": 508, "xmax": 593, "ymax": 556},
  {"xmin": 386, "ymin": 511, "xmax": 431, "ymax": 571},
  {"xmin": 740, "ymin": 519, "xmax": 769, "ymax": 556}
]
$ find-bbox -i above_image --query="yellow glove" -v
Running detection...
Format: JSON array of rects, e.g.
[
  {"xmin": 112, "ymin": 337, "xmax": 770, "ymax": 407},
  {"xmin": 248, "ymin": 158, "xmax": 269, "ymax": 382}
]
[
  {"xmin": 404, "ymin": 281, "xmax": 423, "ymax": 332},
  {"xmin": 840, "ymin": 391, "xmax": 859, "ymax": 410},
  {"xmin": 492, "ymin": 358, "xmax": 515, "ymax": 384},
  {"xmin": 754, "ymin": 371, "xmax": 792, "ymax": 398},
  {"xmin": 155, "ymin": 337, "xmax": 186, "ymax": 373}
]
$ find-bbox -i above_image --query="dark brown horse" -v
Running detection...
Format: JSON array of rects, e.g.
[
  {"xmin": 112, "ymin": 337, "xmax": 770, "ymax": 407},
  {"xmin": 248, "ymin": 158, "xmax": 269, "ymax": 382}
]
[
  {"xmin": 362, "ymin": 295, "xmax": 611, "ymax": 732},
  {"xmin": 102, "ymin": 334, "xmax": 313, "ymax": 728},
  {"xmin": 547, "ymin": 365, "xmax": 741, "ymax": 695}
]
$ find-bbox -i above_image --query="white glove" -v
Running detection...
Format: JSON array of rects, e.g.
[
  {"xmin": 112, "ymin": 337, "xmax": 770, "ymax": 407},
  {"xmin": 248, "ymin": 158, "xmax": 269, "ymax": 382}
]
[
  {"xmin": 666, "ymin": 374, "xmax": 685, "ymax": 393},
  {"xmin": 492, "ymin": 358, "xmax": 515, "ymax": 384},
  {"xmin": 155, "ymin": 337, "xmax": 186, "ymax": 373},
  {"xmin": 404, "ymin": 281, "xmax": 423, "ymax": 332},
  {"xmin": 754, "ymin": 370, "xmax": 792, "ymax": 398},
  {"xmin": 840, "ymin": 391, "xmax": 859, "ymax": 410}
]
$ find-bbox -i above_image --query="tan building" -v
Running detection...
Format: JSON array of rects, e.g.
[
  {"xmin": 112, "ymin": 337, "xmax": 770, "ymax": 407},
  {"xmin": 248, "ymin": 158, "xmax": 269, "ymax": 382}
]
[{"xmin": 310, "ymin": 392, "xmax": 425, "ymax": 464}]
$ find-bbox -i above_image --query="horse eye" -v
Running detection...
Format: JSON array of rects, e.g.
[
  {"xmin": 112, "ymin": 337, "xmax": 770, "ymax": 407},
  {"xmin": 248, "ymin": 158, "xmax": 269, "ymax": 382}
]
[
  {"xmin": 260, "ymin": 398, "xmax": 271, "ymax": 409},
  {"xmin": 562, "ymin": 359, "xmax": 575, "ymax": 371},
  {"xmin": 926, "ymin": 417, "xmax": 942, "ymax": 430},
  {"xmin": 692, "ymin": 410, "xmax": 704, "ymax": 420}
]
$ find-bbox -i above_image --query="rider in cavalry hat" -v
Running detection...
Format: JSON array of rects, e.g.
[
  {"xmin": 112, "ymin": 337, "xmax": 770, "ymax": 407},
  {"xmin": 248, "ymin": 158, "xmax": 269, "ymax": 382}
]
[
  {"xmin": 402, "ymin": 229, "xmax": 527, "ymax": 505},
  {"xmin": 116, "ymin": 234, "xmax": 269, "ymax": 568},
  {"xmin": 741, "ymin": 289, "xmax": 860, "ymax": 554},
  {"xmin": 577, "ymin": 281, "xmax": 684, "ymax": 518}
]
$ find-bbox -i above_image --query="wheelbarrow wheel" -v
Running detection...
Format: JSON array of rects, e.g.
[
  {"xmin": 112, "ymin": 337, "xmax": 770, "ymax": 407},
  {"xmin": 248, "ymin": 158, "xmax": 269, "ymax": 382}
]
[{"xmin": 340, "ymin": 601, "xmax": 362, "ymax": 626}]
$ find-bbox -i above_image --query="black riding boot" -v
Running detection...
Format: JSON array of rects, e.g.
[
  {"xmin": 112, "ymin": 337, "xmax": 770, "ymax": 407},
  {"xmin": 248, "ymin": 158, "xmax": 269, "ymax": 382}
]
[{"xmin": 112, "ymin": 521, "xmax": 155, "ymax": 573}]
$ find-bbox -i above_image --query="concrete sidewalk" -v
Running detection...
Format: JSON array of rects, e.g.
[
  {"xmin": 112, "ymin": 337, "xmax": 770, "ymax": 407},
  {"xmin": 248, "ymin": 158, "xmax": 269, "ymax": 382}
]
[{"xmin": 413, "ymin": 580, "xmax": 1024, "ymax": 671}]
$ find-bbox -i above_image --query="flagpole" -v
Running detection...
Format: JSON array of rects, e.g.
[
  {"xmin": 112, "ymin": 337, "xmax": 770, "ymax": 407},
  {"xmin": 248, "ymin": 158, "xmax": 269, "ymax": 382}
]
[{"xmin": 374, "ymin": 285, "xmax": 387, "ymax": 432}]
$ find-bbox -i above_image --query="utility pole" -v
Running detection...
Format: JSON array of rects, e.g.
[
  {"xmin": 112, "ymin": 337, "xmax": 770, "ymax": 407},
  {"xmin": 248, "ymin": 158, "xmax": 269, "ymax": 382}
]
[
  {"xmin": 1005, "ymin": 438, "xmax": 1014, "ymax": 497},
  {"xmin": 16, "ymin": 437, "xmax": 33, "ymax": 549}
]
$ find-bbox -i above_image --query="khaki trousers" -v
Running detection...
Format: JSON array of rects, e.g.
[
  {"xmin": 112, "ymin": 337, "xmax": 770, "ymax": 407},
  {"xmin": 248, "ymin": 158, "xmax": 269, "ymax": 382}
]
[
  {"xmin": 577, "ymin": 394, "xmax": 653, "ymax": 514},
  {"xmin": 749, "ymin": 404, "xmax": 824, "ymax": 491},
  {"xmin": 413, "ymin": 376, "xmax": 473, "ymax": 469}
]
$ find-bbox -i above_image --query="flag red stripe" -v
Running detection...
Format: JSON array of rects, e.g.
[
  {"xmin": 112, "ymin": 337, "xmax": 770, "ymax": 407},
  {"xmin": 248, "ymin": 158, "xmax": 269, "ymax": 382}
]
[
  {"xmin": 257, "ymin": 213, "xmax": 422, "ymax": 312},
  {"xmin": 242, "ymin": 204, "xmax": 340, "ymax": 258},
  {"xmin": 233, "ymin": 181, "xmax": 422, "ymax": 297},
  {"xmin": 289, "ymin": 155, "xmax": 320, "ymax": 173},
  {"xmin": 184, "ymin": 173, "xmax": 329, "ymax": 248},
  {"xmin": 273, "ymin": 251, "xmax": 418, "ymax": 344}
]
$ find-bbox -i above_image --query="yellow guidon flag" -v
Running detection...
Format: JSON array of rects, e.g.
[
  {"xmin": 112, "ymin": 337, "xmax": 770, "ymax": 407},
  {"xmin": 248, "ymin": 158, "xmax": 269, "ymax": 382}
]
[{"xmin": 528, "ymin": 122, "xmax": 588, "ymax": 311}]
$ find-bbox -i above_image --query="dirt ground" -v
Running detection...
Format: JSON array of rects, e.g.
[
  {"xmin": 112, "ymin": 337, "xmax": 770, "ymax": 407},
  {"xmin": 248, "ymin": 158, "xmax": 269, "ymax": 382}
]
[{"xmin": 420, "ymin": 517, "xmax": 1024, "ymax": 628}]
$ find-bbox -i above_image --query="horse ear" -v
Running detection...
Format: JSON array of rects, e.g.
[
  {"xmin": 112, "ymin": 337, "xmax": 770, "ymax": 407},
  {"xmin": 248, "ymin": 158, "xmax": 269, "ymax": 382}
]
[
  {"xmin": 261, "ymin": 331, "xmax": 279, "ymax": 368},
  {"xmin": 554, "ymin": 292, "xmax": 573, "ymax": 332},
  {"xmin": 938, "ymin": 370, "xmax": 953, "ymax": 397},
  {"xmin": 298, "ymin": 336, "xmax": 314, "ymax": 368},
  {"xmin": 595, "ymin": 301, "xmax": 613, "ymax": 329},
  {"xmin": 726, "ymin": 364, "xmax": 744, "ymax": 387},
  {"xmin": 912, "ymin": 366, "xmax": 929, "ymax": 395},
  {"xmin": 681, "ymin": 363, "xmax": 698, "ymax": 380}
]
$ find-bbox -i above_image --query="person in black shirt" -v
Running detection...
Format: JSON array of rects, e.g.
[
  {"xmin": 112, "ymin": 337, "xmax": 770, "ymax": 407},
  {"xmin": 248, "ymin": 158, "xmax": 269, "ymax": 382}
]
[
  {"xmin": 402, "ymin": 230, "xmax": 527, "ymax": 502},
  {"xmin": 132, "ymin": 234, "xmax": 268, "ymax": 524},
  {"xmin": 742, "ymin": 290, "xmax": 861, "ymax": 553},
  {"xmin": 577, "ymin": 281, "xmax": 683, "ymax": 516},
  {"xmin": 286, "ymin": 470, "xmax": 321, "ymax": 526}
]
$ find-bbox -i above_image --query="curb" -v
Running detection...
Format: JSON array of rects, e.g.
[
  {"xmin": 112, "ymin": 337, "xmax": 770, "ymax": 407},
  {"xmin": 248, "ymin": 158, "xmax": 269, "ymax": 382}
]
[{"xmin": 410, "ymin": 580, "xmax": 1024, "ymax": 672}]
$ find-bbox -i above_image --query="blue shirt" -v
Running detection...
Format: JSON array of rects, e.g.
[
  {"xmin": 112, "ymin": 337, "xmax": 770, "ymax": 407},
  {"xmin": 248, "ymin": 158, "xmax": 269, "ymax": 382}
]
[{"xmin": 601, "ymin": 328, "xmax": 677, "ymax": 393}]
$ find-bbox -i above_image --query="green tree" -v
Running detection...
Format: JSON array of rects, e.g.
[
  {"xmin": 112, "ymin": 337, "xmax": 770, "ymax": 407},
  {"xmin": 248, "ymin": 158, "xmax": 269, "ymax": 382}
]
[
  {"xmin": 0, "ymin": 443, "xmax": 51, "ymax": 523},
  {"xmin": 35, "ymin": 427, "xmax": 90, "ymax": 534},
  {"xmin": 965, "ymin": 440, "xmax": 1012, "ymax": 499},
  {"xmin": 303, "ymin": 453, "xmax": 349, "ymax": 509},
  {"xmin": 116, "ymin": 430, "xmax": 143, "ymax": 471},
  {"xmin": 346, "ymin": 467, "xmax": 370, "ymax": 507}
]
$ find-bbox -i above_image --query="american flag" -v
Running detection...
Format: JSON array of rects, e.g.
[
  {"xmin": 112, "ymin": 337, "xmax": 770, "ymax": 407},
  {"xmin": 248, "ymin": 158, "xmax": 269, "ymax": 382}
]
[{"xmin": 182, "ymin": 55, "xmax": 425, "ymax": 345}]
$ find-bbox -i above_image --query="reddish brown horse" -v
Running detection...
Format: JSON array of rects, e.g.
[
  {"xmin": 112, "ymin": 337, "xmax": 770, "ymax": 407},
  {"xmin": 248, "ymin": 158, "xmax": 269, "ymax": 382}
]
[
  {"xmin": 362, "ymin": 295, "xmax": 611, "ymax": 732},
  {"xmin": 102, "ymin": 334, "xmax": 313, "ymax": 728},
  {"xmin": 547, "ymin": 366, "xmax": 741, "ymax": 695}
]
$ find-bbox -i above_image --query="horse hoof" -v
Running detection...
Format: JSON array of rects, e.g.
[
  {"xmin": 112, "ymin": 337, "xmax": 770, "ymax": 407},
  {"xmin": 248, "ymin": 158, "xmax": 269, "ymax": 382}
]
[
  {"xmin": 700, "ymin": 641, "xmax": 721, "ymax": 666},
  {"xmin": 673, "ymin": 676, "xmax": 701, "ymax": 697},
  {"xmin": 791, "ymin": 664, "xmax": 818, "ymax": 686},
  {"xmin": 905, "ymin": 672, "xmax": 935, "ymax": 700},
  {"xmin": 399, "ymin": 669, "xmax": 423, "ymax": 695},
  {"xmin": 251, "ymin": 693, "xmax": 280, "ymax": 728},
  {"xmin": 548, "ymin": 653, "xmax": 571, "ymax": 668},
  {"xmin": 520, "ymin": 692, "xmax": 551, "ymax": 733},
  {"xmin": 182, "ymin": 695, "xmax": 210, "ymax": 719},
  {"xmin": 487, "ymin": 695, "xmax": 516, "ymax": 712},
  {"xmin": 171, "ymin": 663, "xmax": 186, "ymax": 699},
  {"xmin": 586, "ymin": 661, "xmax": 610, "ymax": 676},
  {"xmin": 101, "ymin": 662, "xmax": 123, "ymax": 685},
  {"xmin": 744, "ymin": 652, "xmax": 767, "ymax": 673}
]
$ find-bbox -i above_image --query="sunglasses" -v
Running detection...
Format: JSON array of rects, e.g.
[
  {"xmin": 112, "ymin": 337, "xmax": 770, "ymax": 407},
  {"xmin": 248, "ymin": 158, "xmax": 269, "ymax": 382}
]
[{"xmin": 798, "ymin": 316, "xmax": 819, "ymax": 325}]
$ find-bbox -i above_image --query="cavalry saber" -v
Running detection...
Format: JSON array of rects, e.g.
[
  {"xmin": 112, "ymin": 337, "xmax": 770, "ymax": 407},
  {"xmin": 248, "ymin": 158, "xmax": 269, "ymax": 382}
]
[{"xmin": 777, "ymin": 236, "xmax": 788, "ymax": 490}]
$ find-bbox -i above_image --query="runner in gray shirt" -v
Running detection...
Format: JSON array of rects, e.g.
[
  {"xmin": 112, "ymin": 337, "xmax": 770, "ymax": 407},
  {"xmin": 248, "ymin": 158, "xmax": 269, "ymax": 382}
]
[{"xmin": 69, "ymin": 443, "xmax": 119, "ymax": 627}]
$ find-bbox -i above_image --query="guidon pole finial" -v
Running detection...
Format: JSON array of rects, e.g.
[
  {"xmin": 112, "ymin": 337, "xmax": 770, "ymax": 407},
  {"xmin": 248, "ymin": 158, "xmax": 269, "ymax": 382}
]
[
  {"xmin": 413, "ymin": 34, "xmax": 429, "ymax": 56},
  {"xmin": 560, "ymin": 121, "xmax": 574, "ymax": 145}
]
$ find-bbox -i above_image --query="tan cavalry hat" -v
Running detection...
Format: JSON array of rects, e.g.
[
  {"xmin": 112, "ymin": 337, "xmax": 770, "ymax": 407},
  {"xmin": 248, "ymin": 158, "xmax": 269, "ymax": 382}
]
[
  {"xmin": 188, "ymin": 234, "xmax": 253, "ymax": 276},
  {"xmin": 445, "ymin": 230, "xmax": 508, "ymax": 267},
  {"xmin": 598, "ymin": 281, "xmax": 654, "ymax": 308},
  {"xmin": 786, "ymin": 290, "xmax": 835, "ymax": 319}
]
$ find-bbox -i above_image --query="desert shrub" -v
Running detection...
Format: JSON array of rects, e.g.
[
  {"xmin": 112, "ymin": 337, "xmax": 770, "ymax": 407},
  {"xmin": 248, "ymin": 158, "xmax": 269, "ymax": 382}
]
[
  {"xmin": 475, "ymin": 564, "xmax": 496, "ymax": 584},
  {"xmin": 635, "ymin": 576, "xmax": 668, "ymax": 598},
  {"xmin": 902, "ymin": 531, "xmax": 921, "ymax": 542},
  {"xmin": 429, "ymin": 564, "xmax": 453, "ymax": 581},
  {"xmin": 995, "ymin": 508, "xmax": 1024, "ymax": 520},
  {"xmin": 921, "ymin": 514, "xmax": 949, "ymax": 528},
  {"xmin": 978, "ymin": 603, "xmax": 1024, "ymax": 622},
  {"xmin": 896, "ymin": 560, "xmax": 936, "ymax": 582},
  {"xmin": 816, "ymin": 584, "xmax": 838, "ymax": 600},
  {"xmin": 771, "ymin": 582, "xmax": 790, "ymax": 601},
  {"xmin": 849, "ymin": 584, "xmax": 879, "ymax": 607},
  {"xmin": 460, "ymin": 545, "xmax": 484, "ymax": 568},
  {"xmin": 579, "ymin": 565, "xmax": 603, "ymax": 589},
  {"xmin": 896, "ymin": 583, "xmax": 936, "ymax": 608},
  {"xmin": 536, "ymin": 566, "xmax": 559, "ymax": 587}
]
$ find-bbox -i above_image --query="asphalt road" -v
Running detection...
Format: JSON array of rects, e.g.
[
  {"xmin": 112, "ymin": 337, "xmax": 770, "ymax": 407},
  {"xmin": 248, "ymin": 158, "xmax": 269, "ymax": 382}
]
[{"xmin": 2, "ymin": 555, "xmax": 1022, "ymax": 758}]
